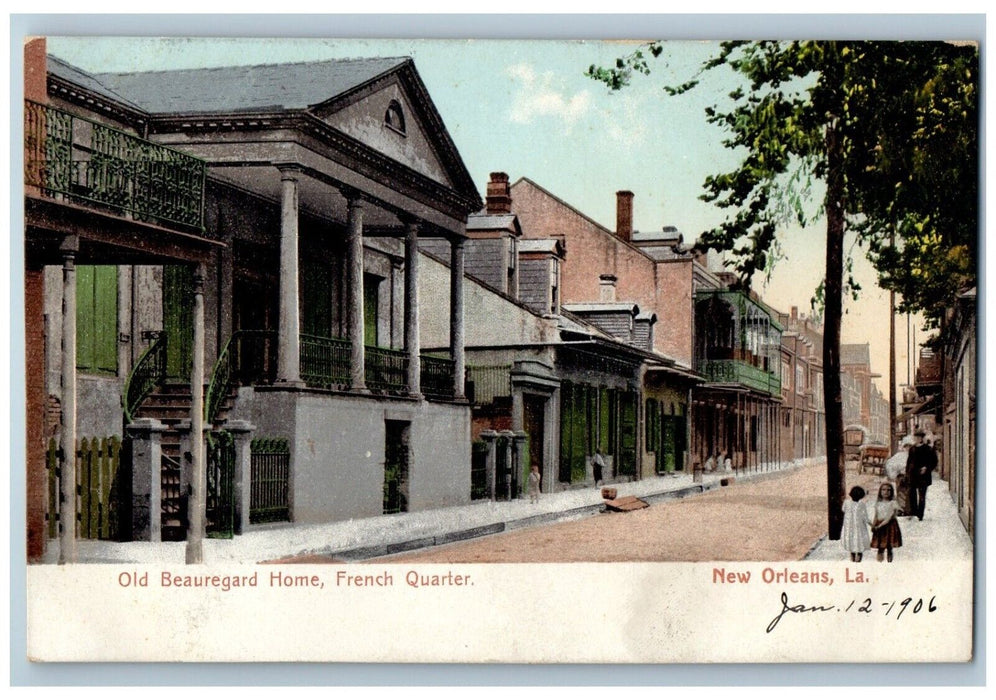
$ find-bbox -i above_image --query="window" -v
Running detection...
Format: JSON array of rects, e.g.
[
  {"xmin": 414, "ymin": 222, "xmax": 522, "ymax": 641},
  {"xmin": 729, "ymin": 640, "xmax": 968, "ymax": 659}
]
[{"xmin": 384, "ymin": 100, "xmax": 406, "ymax": 134}]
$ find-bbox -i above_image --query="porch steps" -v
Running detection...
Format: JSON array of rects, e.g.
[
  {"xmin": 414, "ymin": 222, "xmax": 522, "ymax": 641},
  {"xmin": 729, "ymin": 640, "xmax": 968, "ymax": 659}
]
[{"xmin": 132, "ymin": 382, "xmax": 238, "ymax": 541}]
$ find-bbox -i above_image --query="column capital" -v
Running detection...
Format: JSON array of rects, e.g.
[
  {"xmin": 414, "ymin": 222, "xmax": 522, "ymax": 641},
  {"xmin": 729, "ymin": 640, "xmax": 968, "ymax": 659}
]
[
  {"xmin": 275, "ymin": 163, "xmax": 304, "ymax": 180},
  {"xmin": 59, "ymin": 234, "xmax": 80, "ymax": 255},
  {"xmin": 398, "ymin": 213, "xmax": 421, "ymax": 230},
  {"xmin": 340, "ymin": 185, "xmax": 367, "ymax": 207}
]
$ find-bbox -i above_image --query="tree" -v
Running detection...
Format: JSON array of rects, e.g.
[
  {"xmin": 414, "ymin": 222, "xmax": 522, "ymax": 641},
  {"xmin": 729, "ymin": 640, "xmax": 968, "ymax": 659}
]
[{"xmin": 589, "ymin": 40, "xmax": 978, "ymax": 538}]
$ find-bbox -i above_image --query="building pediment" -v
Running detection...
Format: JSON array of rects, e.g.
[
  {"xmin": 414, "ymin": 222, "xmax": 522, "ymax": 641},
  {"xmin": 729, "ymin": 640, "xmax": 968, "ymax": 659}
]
[{"xmin": 314, "ymin": 75, "xmax": 453, "ymax": 188}]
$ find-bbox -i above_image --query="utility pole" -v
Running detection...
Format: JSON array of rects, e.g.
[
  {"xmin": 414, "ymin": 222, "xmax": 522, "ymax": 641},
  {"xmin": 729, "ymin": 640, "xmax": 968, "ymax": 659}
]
[{"xmin": 889, "ymin": 231, "xmax": 897, "ymax": 454}]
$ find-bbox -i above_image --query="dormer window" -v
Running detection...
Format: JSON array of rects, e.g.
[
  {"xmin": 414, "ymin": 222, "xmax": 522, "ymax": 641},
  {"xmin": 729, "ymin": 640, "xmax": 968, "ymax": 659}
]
[{"xmin": 385, "ymin": 100, "xmax": 406, "ymax": 135}]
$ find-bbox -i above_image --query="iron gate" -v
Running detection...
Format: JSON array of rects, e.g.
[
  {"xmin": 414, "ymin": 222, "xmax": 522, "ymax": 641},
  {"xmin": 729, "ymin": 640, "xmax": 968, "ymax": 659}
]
[
  {"xmin": 250, "ymin": 437, "xmax": 290, "ymax": 524},
  {"xmin": 206, "ymin": 430, "xmax": 235, "ymax": 539}
]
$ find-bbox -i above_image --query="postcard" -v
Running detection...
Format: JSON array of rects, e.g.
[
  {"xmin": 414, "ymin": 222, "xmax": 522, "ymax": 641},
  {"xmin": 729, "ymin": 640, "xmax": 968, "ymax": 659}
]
[{"xmin": 19, "ymin": 32, "xmax": 978, "ymax": 667}]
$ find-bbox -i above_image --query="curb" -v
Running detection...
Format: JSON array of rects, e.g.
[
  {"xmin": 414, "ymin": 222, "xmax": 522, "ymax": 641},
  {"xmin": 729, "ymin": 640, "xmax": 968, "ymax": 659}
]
[{"xmin": 327, "ymin": 469, "xmax": 803, "ymax": 562}]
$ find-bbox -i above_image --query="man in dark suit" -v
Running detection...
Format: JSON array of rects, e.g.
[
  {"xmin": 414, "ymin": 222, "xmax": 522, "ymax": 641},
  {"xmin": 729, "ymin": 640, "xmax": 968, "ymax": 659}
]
[{"xmin": 906, "ymin": 429, "xmax": 938, "ymax": 520}]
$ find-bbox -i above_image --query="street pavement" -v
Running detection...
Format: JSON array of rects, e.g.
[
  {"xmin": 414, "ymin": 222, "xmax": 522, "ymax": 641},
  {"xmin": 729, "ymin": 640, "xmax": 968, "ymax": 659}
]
[
  {"xmin": 41, "ymin": 460, "xmax": 809, "ymax": 565},
  {"xmin": 40, "ymin": 459, "xmax": 973, "ymax": 566},
  {"xmin": 804, "ymin": 476, "xmax": 974, "ymax": 562}
]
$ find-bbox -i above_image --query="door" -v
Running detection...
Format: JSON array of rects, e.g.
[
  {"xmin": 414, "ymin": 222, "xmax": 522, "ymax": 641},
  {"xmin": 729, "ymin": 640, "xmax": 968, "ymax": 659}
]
[
  {"xmin": 383, "ymin": 420, "xmax": 410, "ymax": 514},
  {"xmin": 162, "ymin": 265, "xmax": 193, "ymax": 381},
  {"xmin": 523, "ymin": 394, "xmax": 546, "ymax": 493},
  {"xmin": 617, "ymin": 390, "xmax": 638, "ymax": 476},
  {"xmin": 661, "ymin": 416, "xmax": 677, "ymax": 473}
]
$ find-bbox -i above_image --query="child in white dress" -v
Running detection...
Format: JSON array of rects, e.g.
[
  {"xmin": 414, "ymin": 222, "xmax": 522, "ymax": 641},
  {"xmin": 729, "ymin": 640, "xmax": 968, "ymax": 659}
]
[{"xmin": 841, "ymin": 485, "xmax": 871, "ymax": 562}]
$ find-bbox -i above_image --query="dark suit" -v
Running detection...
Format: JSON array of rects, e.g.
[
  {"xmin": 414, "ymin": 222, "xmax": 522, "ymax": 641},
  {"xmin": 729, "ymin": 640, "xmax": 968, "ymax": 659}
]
[{"xmin": 906, "ymin": 442, "xmax": 938, "ymax": 520}]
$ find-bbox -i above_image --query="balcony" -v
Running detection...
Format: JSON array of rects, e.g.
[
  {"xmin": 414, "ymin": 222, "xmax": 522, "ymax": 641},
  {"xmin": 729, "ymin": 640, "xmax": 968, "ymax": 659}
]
[
  {"xmin": 205, "ymin": 331, "xmax": 458, "ymax": 410},
  {"xmin": 697, "ymin": 359, "xmax": 781, "ymax": 397},
  {"xmin": 24, "ymin": 100, "xmax": 205, "ymax": 231}
]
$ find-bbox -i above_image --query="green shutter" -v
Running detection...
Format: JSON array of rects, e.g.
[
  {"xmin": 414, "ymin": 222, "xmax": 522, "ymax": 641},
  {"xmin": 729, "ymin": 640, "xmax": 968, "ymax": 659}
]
[
  {"xmin": 302, "ymin": 258, "xmax": 333, "ymax": 338},
  {"xmin": 163, "ymin": 265, "xmax": 193, "ymax": 381},
  {"xmin": 94, "ymin": 266, "xmax": 118, "ymax": 372},
  {"xmin": 76, "ymin": 265, "xmax": 96, "ymax": 371},
  {"xmin": 76, "ymin": 265, "xmax": 117, "ymax": 374},
  {"xmin": 364, "ymin": 275, "xmax": 379, "ymax": 347}
]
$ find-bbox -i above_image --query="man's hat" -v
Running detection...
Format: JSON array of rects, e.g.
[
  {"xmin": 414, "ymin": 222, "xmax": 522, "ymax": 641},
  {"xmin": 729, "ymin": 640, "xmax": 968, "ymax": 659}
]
[{"xmin": 914, "ymin": 428, "xmax": 926, "ymax": 436}]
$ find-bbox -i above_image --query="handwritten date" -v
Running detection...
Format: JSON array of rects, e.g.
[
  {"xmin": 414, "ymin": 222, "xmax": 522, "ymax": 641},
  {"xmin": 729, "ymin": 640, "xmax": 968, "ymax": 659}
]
[{"xmin": 766, "ymin": 591, "xmax": 938, "ymax": 633}]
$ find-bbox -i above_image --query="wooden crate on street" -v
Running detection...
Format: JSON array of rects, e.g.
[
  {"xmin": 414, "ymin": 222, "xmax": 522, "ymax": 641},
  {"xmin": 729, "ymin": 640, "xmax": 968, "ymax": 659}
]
[{"xmin": 604, "ymin": 495, "xmax": 648, "ymax": 512}]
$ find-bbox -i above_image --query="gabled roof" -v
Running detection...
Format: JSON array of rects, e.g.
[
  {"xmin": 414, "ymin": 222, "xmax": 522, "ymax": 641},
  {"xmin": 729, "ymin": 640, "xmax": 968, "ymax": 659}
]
[
  {"xmin": 90, "ymin": 57, "xmax": 410, "ymax": 115},
  {"xmin": 841, "ymin": 343, "xmax": 871, "ymax": 366}
]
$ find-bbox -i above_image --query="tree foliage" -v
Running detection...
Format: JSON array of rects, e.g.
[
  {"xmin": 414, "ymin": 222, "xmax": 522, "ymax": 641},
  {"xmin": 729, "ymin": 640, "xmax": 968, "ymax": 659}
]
[
  {"xmin": 588, "ymin": 39, "xmax": 978, "ymax": 539},
  {"xmin": 587, "ymin": 40, "xmax": 978, "ymax": 329}
]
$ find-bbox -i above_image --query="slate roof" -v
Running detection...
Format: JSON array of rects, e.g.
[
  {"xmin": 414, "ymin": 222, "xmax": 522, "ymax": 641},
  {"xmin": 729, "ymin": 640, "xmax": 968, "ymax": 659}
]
[
  {"xmin": 841, "ymin": 343, "xmax": 871, "ymax": 366},
  {"xmin": 88, "ymin": 57, "xmax": 411, "ymax": 115},
  {"xmin": 562, "ymin": 302, "xmax": 640, "ymax": 315},
  {"xmin": 518, "ymin": 239, "xmax": 562, "ymax": 254},
  {"xmin": 47, "ymin": 55, "xmax": 147, "ymax": 111}
]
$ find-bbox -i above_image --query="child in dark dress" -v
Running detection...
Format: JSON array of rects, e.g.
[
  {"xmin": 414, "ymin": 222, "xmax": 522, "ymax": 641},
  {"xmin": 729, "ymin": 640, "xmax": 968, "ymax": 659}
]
[{"xmin": 870, "ymin": 482, "xmax": 903, "ymax": 562}]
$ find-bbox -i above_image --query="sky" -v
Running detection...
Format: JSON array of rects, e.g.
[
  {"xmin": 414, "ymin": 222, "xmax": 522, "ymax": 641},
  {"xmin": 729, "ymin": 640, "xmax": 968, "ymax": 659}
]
[{"xmin": 34, "ymin": 24, "xmax": 973, "ymax": 396}]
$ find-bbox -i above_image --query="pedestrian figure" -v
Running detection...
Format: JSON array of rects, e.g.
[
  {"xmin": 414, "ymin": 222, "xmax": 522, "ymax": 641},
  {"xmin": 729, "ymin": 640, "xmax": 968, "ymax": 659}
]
[
  {"xmin": 704, "ymin": 453, "xmax": 716, "ymax": 472},
  {"xmin": 906, "ymin": 429, "xmax": 938, "ymax": 520},
  {"xmin": 592, "ymin": 450, "xmax": 606, "ymax": 486},
  {"xmin": 887, "ymin": 436, "xmax": 913, "ymax": 516},
  {"xmin": 841, "ymin": 486, "xmax": 870, "ymax": 562},
  {"xmin": 722, "ymin": 450, "xmax": 733, "ymax": 472},
  {"xmin": 528, "ymin": 464, "xmax": 541, "ymax": 504},
  {"xmin": 870, "ymin": 482, "xmax": 903, "ymax": 563}
]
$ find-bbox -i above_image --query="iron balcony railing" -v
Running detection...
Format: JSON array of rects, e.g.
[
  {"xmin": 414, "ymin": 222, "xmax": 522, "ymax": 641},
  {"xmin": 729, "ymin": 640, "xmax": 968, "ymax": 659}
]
[
  {"xmin": 697, "ymin": 358, "xmax": 782, "ymax": 397},
  {"xmin": 364, "ymin": 346, "xmax": 409, "ymax": 394},
  {"xmin": 24, "ymin": 100, "xmax": 206, "ymax": 231},
  {"xmin": 206, "ymin": 331, "xmax": 457, "ymax": 400},
  {"xmin": 420, "ymin": 355, "xmax": 456, "ymax": 400},
  {"xmin": 300, "ymin": 334, "xmax": 352, "ymax": 389}
]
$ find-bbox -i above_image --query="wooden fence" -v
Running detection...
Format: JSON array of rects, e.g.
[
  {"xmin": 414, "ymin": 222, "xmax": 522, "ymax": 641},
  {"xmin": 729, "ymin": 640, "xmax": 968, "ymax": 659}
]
[{"xmin": 46, "ymin": 436, "xmax": 123, "ymax": 540}]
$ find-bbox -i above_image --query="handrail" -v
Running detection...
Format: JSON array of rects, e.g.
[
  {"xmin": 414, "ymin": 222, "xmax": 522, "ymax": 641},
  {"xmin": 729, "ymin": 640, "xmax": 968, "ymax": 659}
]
[
  {"xmin": 123, "ymin": 334, "xmax": 167, "ymax": 424},
  {"xmin": 206, "ymin": 329, "xmax": 276, "ymax": 424}
]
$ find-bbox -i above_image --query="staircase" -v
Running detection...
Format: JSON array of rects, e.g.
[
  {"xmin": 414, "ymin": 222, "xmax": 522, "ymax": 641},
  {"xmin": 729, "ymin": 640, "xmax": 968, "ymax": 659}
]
[{"xmin": 132, "ymin": 382, "xmax": 239, "ymax": 541}]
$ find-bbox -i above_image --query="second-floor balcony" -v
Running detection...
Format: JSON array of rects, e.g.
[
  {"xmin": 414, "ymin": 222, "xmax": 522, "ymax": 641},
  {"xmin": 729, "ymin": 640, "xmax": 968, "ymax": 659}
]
[
  {"xmin": 695, "ymin": 289, "xmax": 783, "ymax": 398},
  {"xmin": 24, "ymin": 100, "xmax": 205, "ymax": 231},
  {"xmin": 697, "ymin": 358, "xmax": 781, "ymax": 396}
]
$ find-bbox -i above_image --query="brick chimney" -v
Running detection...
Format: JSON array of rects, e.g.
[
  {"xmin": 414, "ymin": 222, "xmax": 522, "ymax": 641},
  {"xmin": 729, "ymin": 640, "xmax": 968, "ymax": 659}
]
[
  {"xmin": 599, "ymin": 274, "xmax": 618, "ymax": 302},
  {"xmin": 486, "ymin": 172, "xmax": 512, "ymax": 215},
  {"xmin": 25, "ymin": 37, "xmax": 47, "ymax": 103},
  {"xmin": 616, "ymin": 190, "xmax": 634, "ymax": 242}
]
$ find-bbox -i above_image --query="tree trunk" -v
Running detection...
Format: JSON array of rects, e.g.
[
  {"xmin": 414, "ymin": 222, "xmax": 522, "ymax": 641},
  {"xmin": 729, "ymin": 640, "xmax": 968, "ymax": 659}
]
[{"xmin": 824, "ymin": 115, "xmax": 847, "ymax": 540}]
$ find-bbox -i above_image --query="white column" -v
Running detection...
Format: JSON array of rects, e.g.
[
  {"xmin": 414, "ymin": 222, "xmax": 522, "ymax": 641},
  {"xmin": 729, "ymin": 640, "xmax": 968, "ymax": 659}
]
[
  {"xmin": 58, "ymin": 239, "xmax": 78, "ymax": 565},
  {"xmin": 449, "ymin": 237, "xmax": 466, "ymax": 399},
  {"xmin": 346, "ymin": 191, "xmax": 366, "ymax": 391},
  {"xmin": 403, "ymin": 219, "xmax": 421, "ymax": 397},
  {"xmin": 185, "ymin": 264, "xmax": 207, "ymax": 564},
  {"xmin": 277, "ymin": 167, "xmax": 302, "ymax": 385}
]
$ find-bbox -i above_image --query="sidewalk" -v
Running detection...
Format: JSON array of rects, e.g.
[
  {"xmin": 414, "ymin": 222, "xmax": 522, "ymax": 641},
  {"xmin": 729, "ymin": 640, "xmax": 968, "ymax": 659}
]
[
  {"xmin": 804, "ymin": 477, "xmax": 974, "ymax": 562},
  {"xmin": 47, "ymin": 460, "xmax": 816, "ymax": 565}
]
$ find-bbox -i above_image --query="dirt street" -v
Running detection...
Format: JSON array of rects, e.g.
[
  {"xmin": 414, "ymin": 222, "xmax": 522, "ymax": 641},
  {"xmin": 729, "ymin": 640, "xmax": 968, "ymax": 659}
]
[{"xmin": 371, "ymin": 461, "xmax": 886, "ymax": 564}]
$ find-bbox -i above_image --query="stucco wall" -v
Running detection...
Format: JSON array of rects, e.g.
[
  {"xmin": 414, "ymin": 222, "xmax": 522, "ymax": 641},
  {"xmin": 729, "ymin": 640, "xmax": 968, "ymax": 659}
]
[
  {"xmin": 229, "ymin": 388, "xmax": 470, "ymax": 524},
  {"xmin": 418, "ymin": 250, "xmax": 557, "ymax": 350}
]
